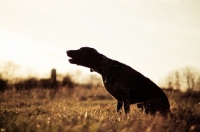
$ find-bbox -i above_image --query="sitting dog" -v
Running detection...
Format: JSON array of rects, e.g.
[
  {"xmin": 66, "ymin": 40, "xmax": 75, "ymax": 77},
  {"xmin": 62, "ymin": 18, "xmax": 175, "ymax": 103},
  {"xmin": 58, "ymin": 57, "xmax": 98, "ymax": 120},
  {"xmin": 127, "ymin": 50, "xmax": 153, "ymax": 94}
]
[{"xmin": 66, "ymin": 47, "xmax": 170, "ymax": 115}]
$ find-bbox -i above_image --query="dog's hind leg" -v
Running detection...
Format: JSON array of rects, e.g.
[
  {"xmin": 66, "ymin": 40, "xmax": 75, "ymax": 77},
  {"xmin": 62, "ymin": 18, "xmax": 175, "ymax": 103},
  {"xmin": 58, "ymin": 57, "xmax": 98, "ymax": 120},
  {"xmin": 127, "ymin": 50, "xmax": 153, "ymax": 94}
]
[{"xmin": 137, "ymin": 103, "xmax": 145, "ymax": 111}]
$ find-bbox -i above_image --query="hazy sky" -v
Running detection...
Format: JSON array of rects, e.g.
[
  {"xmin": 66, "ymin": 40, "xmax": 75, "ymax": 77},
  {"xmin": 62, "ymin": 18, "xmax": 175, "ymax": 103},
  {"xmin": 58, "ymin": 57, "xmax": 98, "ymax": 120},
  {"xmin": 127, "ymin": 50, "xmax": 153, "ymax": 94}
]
[{"xmin": 0, "ymin": 0, "xmax": 200, "ymax": 83}]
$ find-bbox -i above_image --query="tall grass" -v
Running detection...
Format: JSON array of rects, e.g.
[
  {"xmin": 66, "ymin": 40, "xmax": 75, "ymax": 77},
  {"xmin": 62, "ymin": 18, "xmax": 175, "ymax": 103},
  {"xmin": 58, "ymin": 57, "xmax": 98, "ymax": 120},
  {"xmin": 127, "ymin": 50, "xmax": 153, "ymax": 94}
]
[{"xmin": 1, "ymin": 87, "xmax": 200, "ymax": 132}]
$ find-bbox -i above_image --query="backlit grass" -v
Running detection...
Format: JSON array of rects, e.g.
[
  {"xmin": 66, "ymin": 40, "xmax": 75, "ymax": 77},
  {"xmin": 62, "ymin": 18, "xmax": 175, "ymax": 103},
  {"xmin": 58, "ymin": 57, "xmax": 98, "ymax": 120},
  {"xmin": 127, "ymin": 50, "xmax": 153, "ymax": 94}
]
[{"xmin": 0, "ymin": 87, "xmax": 200, "ymax": 132}]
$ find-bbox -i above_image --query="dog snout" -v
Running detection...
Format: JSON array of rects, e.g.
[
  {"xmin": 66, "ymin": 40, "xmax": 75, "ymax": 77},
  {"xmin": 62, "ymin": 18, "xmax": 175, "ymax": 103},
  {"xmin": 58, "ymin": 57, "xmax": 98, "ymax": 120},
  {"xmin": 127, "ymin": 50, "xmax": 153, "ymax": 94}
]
[
  {"xmin": 66, "ymin": 50, "xmax": 75, "ymax": 57},
  {"xmin": 66, "ymin": 50, "xmax": 71, "ymax": 56}
]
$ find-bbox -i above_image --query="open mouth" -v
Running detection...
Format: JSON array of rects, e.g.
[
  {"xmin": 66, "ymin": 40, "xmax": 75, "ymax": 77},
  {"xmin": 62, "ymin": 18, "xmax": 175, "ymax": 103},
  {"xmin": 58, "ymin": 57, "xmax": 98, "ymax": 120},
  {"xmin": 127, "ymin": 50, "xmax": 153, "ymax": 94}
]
[
  {"xmin": 66, "ymin": 50, "xmax": 80, "ymax": 64},
  {"xmin": 68, "ymin": 58, "xmax": 75, "ymax": 63},
  {"xmin": 66, "ymin": 51, "xmax": 74, "ymax": 63}
]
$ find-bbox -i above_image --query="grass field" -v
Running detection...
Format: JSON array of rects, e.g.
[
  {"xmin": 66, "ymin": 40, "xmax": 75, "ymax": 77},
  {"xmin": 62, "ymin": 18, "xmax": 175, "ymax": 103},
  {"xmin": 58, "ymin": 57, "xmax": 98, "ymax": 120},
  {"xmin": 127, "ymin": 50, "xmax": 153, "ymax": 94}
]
[{"xmin": 1, "ymin": 87, "xmax": 200, "ymax": 132}]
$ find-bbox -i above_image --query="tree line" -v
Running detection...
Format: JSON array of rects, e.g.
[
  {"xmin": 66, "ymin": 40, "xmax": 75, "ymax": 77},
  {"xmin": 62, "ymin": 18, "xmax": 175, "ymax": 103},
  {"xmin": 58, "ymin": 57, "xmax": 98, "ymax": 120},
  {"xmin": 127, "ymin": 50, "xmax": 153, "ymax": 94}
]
[{"xmin": 0, "ymin": 62, "xmax": 200, "ymax": 92}]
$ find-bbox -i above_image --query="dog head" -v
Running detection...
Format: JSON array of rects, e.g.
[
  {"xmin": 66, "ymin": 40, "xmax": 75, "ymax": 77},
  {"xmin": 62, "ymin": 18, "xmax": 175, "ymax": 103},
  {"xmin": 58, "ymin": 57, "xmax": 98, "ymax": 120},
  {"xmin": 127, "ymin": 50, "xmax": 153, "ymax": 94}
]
[{"xmin": 66, "ymin": 47, "xmax": 101, "ymax": 69}]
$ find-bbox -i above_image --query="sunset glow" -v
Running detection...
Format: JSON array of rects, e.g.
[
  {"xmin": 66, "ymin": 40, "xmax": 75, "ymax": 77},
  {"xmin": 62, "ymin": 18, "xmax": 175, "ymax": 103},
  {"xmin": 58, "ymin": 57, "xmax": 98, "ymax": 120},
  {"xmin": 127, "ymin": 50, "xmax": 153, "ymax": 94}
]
[{"xmin": 0, "ymin": 0, "xmax": 200, "ymax": 83}]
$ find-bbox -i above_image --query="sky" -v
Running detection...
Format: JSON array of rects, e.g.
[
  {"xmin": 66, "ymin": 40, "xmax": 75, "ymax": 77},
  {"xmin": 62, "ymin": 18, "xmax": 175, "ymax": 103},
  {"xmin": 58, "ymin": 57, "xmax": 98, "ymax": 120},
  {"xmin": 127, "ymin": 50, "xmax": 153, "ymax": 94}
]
[{"xmin": 0, "ymin": 0, "xmax": 200, "ymax": 84}]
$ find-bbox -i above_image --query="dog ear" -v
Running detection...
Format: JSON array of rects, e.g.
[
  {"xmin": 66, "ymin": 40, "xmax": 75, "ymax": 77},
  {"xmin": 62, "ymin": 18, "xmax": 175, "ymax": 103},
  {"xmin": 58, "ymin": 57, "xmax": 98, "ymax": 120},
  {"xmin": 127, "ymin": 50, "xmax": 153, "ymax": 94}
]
[{"xmin": 90, "ymin": 69, "xmax": 94, "ymax": 72}]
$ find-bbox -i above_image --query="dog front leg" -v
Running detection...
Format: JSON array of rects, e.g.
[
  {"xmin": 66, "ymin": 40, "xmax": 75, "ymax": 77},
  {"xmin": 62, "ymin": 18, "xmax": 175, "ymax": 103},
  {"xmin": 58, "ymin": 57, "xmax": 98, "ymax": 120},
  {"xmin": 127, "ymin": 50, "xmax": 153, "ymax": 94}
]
[
  {"xmin": 123, "ymin": 91, "xmax": 130, "ymax": 114},
  {"xmin": 117, "ymin": 101, "xmax": 123, "ymax": 113},
  {"xmin": 124, "ymin": 99, "xmax": 130, "ymax": 114}
]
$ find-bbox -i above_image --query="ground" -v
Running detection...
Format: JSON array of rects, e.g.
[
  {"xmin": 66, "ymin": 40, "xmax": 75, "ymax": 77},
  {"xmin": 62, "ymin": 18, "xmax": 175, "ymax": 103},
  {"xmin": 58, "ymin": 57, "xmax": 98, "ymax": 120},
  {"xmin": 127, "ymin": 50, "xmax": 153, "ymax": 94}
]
[{"xmin": 0, "ymin": 87, "xmax": 200, "ymax": 132}]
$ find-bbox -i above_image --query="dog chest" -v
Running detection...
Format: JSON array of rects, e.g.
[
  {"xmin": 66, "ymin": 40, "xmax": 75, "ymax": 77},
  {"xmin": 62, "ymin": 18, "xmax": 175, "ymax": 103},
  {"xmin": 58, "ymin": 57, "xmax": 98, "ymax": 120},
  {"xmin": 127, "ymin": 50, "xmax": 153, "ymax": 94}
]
[
  {"xmin": 103, "ymin": 81, "xmax": 123, "ymax": 100},
  {"xmin": 102, "ymin": 72, "xmax": 130, "ymax": 101}
]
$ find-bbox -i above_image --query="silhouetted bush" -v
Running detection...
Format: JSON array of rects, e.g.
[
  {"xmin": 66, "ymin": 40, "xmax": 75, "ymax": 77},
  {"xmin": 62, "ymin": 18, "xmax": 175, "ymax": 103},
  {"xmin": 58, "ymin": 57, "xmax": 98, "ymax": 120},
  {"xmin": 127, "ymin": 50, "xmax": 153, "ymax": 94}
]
[
  {"xmin": 37, "ymin": 69, "xmax": 58, "ymax": 89},
  {"xmin": 181, "ymin": 89, "xmax": 200, "ymax": 101},
  {"xmin": 0, "ymin": 78, "xmax": 7, "ymax": 91},
  {"xmin": 14, "ymin": 78, "xmax": 38, "ymax": 90},
  {"xmin": 62, "ymin": 75, "xmax": 75, "ymax": 88},
  {"xmin": 38, "ymin": 79, "xmax": 57, "ymax": 88}
]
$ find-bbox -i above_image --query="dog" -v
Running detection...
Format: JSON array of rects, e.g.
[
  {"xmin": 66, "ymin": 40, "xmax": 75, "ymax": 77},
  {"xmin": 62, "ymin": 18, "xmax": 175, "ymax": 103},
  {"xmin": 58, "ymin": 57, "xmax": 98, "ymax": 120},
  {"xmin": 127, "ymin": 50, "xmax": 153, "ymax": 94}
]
[{"xmin": 66, "ymin": 47, "xmax": 170, "ymax": 115}]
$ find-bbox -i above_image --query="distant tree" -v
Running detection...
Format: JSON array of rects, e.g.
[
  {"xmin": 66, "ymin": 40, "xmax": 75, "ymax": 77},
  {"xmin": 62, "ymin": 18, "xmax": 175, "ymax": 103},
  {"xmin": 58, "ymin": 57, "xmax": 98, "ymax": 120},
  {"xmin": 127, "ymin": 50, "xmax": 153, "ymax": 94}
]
[
  {"xmin": 0, "ymin": 61, "xmax": 19, "ymax": 79},
  {"xmin": 182, "ymin": 67, "xmax": 198, "ymax": 89},
  {"xmin": 165, "ymin": 67, "xmax": 200, "ymax": 91},
  {"xmin": 0, "ymin": 61, "xmax": 19, "ymax": 91},
  {"xmin": 196, "ymin": 76, "xmax": 200, "ymax": 90}
]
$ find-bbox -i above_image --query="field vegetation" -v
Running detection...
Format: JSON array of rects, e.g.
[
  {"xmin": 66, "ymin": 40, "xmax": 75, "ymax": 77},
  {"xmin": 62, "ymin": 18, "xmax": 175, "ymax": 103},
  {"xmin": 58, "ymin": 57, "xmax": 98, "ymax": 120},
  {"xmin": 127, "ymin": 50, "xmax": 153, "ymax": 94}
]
[
  {"xmin": 0, "ymin": 63, "xmax": 200, "ymax": 132},
  {"xmin": 1, "ymin": 86, "xmax": 200, "ymax": 132}
]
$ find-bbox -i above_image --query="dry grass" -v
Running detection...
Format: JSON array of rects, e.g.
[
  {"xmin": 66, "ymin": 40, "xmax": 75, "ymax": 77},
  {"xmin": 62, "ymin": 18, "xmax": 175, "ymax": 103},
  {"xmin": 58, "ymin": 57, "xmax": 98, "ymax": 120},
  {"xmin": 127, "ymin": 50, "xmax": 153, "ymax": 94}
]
[{"xmin": 0, "ymin": 87, "xmax": 200, "ymax": 132}]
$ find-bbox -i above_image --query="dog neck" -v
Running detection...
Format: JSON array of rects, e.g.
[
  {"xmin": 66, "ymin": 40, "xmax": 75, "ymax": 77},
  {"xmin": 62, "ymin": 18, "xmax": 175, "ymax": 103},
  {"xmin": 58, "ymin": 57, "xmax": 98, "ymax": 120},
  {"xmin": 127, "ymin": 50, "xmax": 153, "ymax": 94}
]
[{"xmin": 91, "ymin": 55, "xmax": 115, "ymax": 75}]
